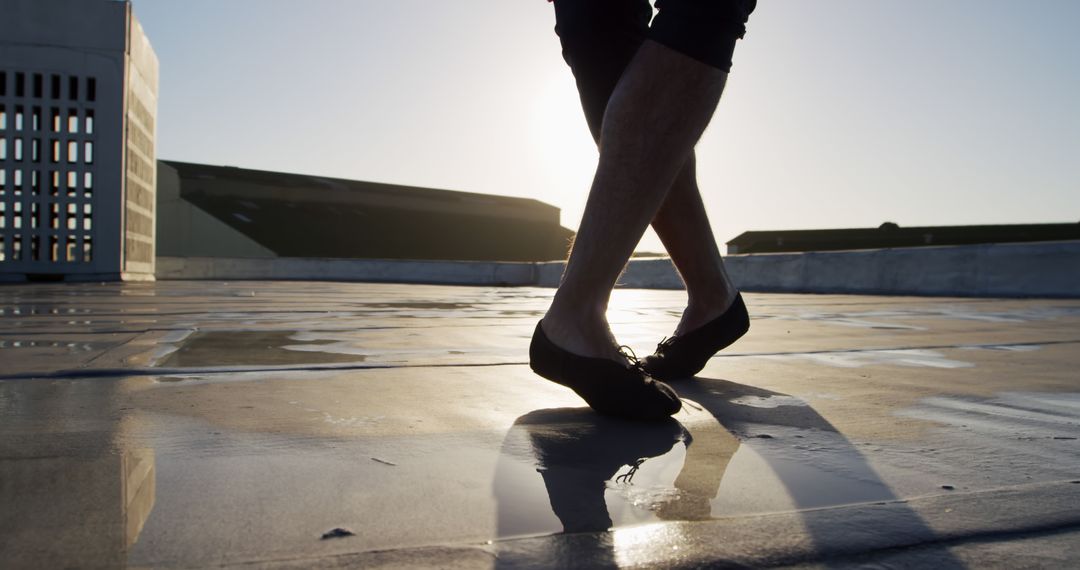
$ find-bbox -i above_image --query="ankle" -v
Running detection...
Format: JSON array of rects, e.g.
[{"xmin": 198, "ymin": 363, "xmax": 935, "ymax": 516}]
[
  {"xmin": 541, "ymin": 305, "xmax": 622, "ymax": 362},
  {"xmin": 676, "ymin": 288, "xmax": 739, "ymax": 337},
  {"xmin": 686, "ymin": 284, "xmax": 738, "ymax": 316}
]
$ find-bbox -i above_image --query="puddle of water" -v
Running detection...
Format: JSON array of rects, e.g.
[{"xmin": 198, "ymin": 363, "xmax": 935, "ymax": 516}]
[
  {"xmin": 729, "ymin": 395, "xmax": 809, "ymax": 409},
  {"xmin": 762, "ymin": 349, "xmax": 974, "ymax": 369},
  {"xmin": 494, "ymin": 406, "xmax": 898, "ymax": 538},
  {"xmin": 495, "ymin": 411, "xmax": 690, "ymax": 537},
  {"xmin": 154, "ymin": 375, "xmax": 207, "ymax": 383},
  {"xmin": 1, "ymin": 450, "xmax": 156, "ymax": 567},
  {"xmin": 3, "ymin": 373, "xmax": 923, "ymax": 567},
  {"xmin": 0, "ymin": 339, "xmax": 104, "ymax": 351},
  {"xmin": 158, "ymin": 331, "xmax": 365, "ymax": 367}
]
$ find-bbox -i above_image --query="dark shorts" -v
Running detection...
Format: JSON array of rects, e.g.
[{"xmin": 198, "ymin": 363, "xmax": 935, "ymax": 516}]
[
  {"xmin": 552, "ymin": 0, "xmax": 756, "ymax": 73},
  {"xmin": 552, "ymin": 0, "xmax": 756, "ymax": 139}
]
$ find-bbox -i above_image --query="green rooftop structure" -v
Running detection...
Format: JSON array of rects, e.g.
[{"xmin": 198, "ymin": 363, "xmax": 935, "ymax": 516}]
[{"xmin": 157, "ymin": 160, "xmax": 574, "ymax": 263}]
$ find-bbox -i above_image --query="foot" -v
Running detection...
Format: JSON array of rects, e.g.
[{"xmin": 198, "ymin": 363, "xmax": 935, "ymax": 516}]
[
  {"xmin": 529, "ymin": 321, "xmax": 682, "ymax": 421},
  {"xmin": 642, "ymin": 293, "xmax": 750, "ymax": 381}
]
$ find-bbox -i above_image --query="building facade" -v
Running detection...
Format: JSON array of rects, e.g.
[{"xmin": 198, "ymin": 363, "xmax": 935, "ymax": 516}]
[
  {"xmin": 0, "ymin": 0, "xmax": 158, "ymax": 281},
  {"xmin": 726, "ymin": 223, "xmax": 1080, "ymax": 254},
  {"xmin": 157, "ymin": 161, "xmax": 575, "ymax": 263}
]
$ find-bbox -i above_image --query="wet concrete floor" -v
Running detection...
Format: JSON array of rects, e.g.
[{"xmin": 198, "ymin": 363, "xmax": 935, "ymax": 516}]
[{"xmin": 1, "ymin": 281, "xmax": 1080, "ymax": 568}]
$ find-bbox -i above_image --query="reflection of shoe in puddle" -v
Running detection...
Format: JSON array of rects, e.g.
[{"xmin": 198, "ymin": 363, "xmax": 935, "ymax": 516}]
[{"xmin": 517, "ymin": 408, "xmax": 686, "ymax": 533}]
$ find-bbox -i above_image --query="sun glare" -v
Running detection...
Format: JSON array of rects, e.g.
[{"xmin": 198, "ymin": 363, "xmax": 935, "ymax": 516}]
[{"xmin": 529, "ymin": 74, "xmax": 599, "ymax": 229}]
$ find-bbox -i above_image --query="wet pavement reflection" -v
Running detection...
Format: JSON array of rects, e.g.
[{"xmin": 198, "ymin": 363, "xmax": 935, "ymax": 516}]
[
  {"xmin": 0, "ymin": 380, "xmax": 155, "ymax": 568},
  {"xmin": 495, "ymin": 378, "xmax": 964, "ymax": 568},
  {"xmin": 2, "ymin": 282, "xmax": 1080, "ymax": 567},
  {"xmin": 161, "ymin": 331, "xmax": 368, "ymax": 367}
]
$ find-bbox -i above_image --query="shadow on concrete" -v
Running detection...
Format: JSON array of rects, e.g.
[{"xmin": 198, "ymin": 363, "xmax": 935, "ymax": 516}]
[{"xmin": 494, "ymin": 376, "xmax": 965, "ymax": 568}]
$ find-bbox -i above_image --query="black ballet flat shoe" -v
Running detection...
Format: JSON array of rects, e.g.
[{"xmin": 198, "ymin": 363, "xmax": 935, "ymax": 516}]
[
  {"xmin": 642, "ymin": 293, "xmax": 750, "ymax": 381},
  {"xmin": 529, "ymin": 321, "xmax": 682, "ymax": 421}
]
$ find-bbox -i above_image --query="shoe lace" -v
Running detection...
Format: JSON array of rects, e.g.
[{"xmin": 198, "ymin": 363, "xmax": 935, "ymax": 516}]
[
  {"xmin": 618, "ymin": 345, "xmax": 645, "ymax": 371},
  {"xmin": 655, "ymin": 336, "xmax": 677, "ymax": 356},
  {"xmin": 614, "ymin": 458, "xmax": 646, "ymax": 484}
]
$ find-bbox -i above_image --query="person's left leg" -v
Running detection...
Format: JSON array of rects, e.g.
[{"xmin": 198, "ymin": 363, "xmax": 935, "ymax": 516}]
[
  {"xmin": 651, "ymin": 155, "xmax": 739, "ymax": 337},
  {"xmin": 634, "ymin": 0, "xmax": 757, "ymax": 381},
  {"xmin": 644, "ymin": 3, "xmax": 758, "ymax": 334}
]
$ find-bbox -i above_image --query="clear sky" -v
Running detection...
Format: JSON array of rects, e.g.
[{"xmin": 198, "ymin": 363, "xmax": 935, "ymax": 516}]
[{"xmin": 130, "ymin": 0, "xmax": 1080, "ymax": 253}]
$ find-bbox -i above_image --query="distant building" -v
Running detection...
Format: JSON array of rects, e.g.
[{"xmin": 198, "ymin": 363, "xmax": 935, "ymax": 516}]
[
  {"xmin": 726, "ymin": 222, "xmax": 1080, "ymax": 254},
  {"xmin": 158, "ymin": 161, "xmax": 575, "ymax": 263},
  {"xmin": 0, "ymin": 0, "xmax": 158, "ymax": 281}
]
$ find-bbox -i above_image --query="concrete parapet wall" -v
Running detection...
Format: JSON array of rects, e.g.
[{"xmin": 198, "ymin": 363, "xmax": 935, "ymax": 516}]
[
  {"xmin": 725, "ymin": 240, "xmax": 1080, "ymax": 297},
  {"xmin": 158, "ymin": 239, "xmax": 1080, "ymax": 298},
  {"xmin": 535, "ymin": 257, "xmax": 685, "ymax": 289},
  {"xmin": 156, "ymin": 256, "xmax": 536, "ymax": 287}
]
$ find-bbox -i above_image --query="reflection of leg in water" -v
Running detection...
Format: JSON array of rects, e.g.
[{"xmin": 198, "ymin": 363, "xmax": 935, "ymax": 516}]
[
  {"xmin": 657, "ymin": 415, "xmax": 740, "ymax": 521},
  {"xmin": 540, "ymin": 459, "xmax": 614, "ymax": 533},
  {"xmin": 517, "ymin": 409, "xmax": 685, "ymax": 533}
]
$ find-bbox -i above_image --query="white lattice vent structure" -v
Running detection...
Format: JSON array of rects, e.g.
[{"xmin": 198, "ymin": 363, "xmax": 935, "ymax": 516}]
[{"xmin": 0, "ymin": 0, "xmax": 158, "ymax": 281}]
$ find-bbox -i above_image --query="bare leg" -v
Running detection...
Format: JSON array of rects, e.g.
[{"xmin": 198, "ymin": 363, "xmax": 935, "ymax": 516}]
[
  {"xmin": 552, "ymin": 2, "xmax": 738, "ymax": 342},
  {"xmin": 542, "ymin": 40, "xmax": 728, "ymax": 360},
  {"xmin": 573, "ymin": 78, "xmax": 738, "ymax": 339},
  {"xmin": 651, "ymin": 156, "xmax": 739, "ymax": 337}
]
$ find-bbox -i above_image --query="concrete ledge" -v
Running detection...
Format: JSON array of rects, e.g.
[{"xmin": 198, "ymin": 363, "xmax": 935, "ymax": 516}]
[
  {"xmin": 0, "ymin": 272, "xmax": 154, "ymax": 283},
  {"xmin": 535, "ymin": 258, "xmax": 685, "ymax": 290},
  {"xmin": 157, "ymin": 239, "xmax": 1080, "ymax": 298},
  {"xmin": 724, "ymin": 240, "xmax": 1080, "ymax": 297},
  {"xmin": 156, "ymin": 256, "xmax": 535, "ymax": 286}
]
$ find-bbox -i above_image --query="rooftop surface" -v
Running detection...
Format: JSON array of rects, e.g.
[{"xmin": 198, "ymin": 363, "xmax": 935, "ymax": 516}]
[{"xmin": 2, "ymin": 281, "xmax": 1080, "ymax": 568}]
